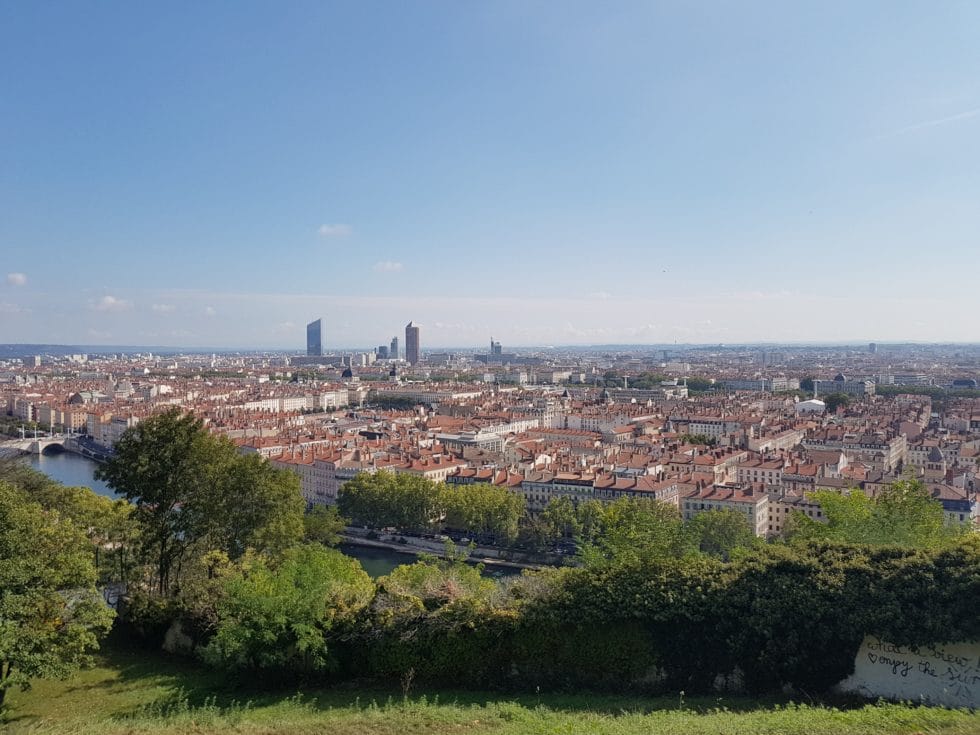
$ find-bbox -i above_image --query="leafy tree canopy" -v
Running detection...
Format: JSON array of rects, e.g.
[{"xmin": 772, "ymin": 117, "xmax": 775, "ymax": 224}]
[
  {"xmin": 578, "ymin": 497, "xmax": 694, "ymax": 566},
  {"xmin": 202, "ymin": 544, "xmax": 373, "ymax": 674},
  {"xmin": 0, "ymin": 483, "xmax": 114, "ymax": 707},
  {"xmin": 686, "ymin": 509, "xmax": 758, "ymax": 560},
  {"xmin": 823, "ymin": 392, "xmax": 851, "ymax": 412},
  {"xmin": 339, "ymin": 472, "xmax": 524, "ymax": 545},
  {"xmin": 379, "ymin": 542, "xmax": 495, "ymax": 612},
  {"xmin": 788, "ymin": 477, "xmax": 965, "ymax": 549},
  {"xmin": 96, "ymin": 409, "xmax": 304, "ymax": 595},
  {"xmin": 303, "ymin": 505, "xmax": 347, "ymax": 547}
]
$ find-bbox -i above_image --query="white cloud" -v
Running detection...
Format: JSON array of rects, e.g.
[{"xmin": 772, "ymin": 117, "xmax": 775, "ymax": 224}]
[
  {"xmin": 151, "ymin": 303, "xmax": 175, "ymax": 313},
  {"xmin": 373, "ymin": 260, "xmax": 403, "ymax": 273},
  {"xmin": 91, "ymin": 295, "xmax": 132, "ymax": 312},
  {"xmin": 589, "ymin": 291, "xmax": 612, "ymax": 300},
  {"xmin": 6, "ymin": 272, "xmax": 27, "ymax": 286},
  {"xmin": 204, "ymin": 306, "xmax": 217, "ymax": 317},
  {"xmin": 87, "ymin": 328, "xmax": 111, "ymax": 339},
  {"xmin": 0, "ymin": 302, "xmax": 29, "ymax": 314},
  {"xmin": 317, "ymin": 223, "xmax": 352, "ymax": 238}
]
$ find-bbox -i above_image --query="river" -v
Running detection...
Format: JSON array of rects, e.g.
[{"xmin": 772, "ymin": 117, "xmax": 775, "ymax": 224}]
[
  {"xmin": 24, "ymin": 449, "xmax": 520, "ymax": 579},
  {"xmin": 29, "ymin": 449, "xmax": 117, "ymax": 497}
]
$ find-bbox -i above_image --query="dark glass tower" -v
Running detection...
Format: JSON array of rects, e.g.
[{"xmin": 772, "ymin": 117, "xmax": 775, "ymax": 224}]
[{"xmin": 306, "ymin": 319, "xmax": 322, "ymax": 357}]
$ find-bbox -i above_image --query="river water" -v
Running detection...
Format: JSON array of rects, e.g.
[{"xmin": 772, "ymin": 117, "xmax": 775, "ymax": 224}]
[
  {"xmin": 24, "ymin": 450, "xmax": 519, "ymax": 579},
  {"xmin": 29, "ymin": 450, "xmax": 117, "ymax": 497}
]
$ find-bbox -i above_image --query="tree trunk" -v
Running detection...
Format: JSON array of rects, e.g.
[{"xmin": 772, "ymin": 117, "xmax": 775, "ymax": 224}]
[{"xmin": 0, "ymin": 661, "xmax": 11, "ymax": 708}]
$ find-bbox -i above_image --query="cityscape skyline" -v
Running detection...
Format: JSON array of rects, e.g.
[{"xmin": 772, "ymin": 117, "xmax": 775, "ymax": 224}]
[
  {"xmin": 3, "ymin": 3, "xmax": 980, "ymax": 347},
  {"xmin": 4, "ymin": 3, "xmax": 980, "ymax": 724}
]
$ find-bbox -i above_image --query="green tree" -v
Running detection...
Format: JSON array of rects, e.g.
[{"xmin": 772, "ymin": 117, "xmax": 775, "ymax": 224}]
[
  {"xmin": 204, "ymin": 451, "xmax": 305, "ymax": 559},
  {"xmin": 629, "ymin": 372, "xmax": 669, "ymax": 389},
  {"xmin": 540, "ymin": 496, "xmax": 582, "ymax": 542},
  {"xmin": 379, "ymin": 544, "xmax": 495, "ymax": 612},
  {"xmin": 340, "ymin": 471, "xmax": 444, "ymax": 533},
  {"xmin": 303, "ymin": 505, "xmax": 347, "ymax": 547},
  {"xmin": 789, "ymin": 478, "xmax": 963, "ymax": 548},
  {"xmin": 96, "ymin": 409, "xmax": 304, "ymax": 595},
  {"xmin": 575, "ymin": 499, "xmax": 605, "ymax": 544},
  {"xmin": 369, "ymin": 394, "xmax": 416, "ymax": 410},
  {"xmin": 340, "ymin": 472, "xmax": 524, "ymax": 545},
  {"xmin": 202, "ymin": 544, "xmax": 373, "ymax": 674},
  {"xmin": 580, "ymin": 497, "xmax": 693, "ymax": 566},
  {"xmin": 0, "ymin": 483, "xmax": 114, "ymax": 707},
  {"xmin": 679, "ymin": 433, "xmax": 715, "ymax": 446},
  {"xmin": 472, "ymin": 486, "xmax": 524, "ymax": 545},
  {"xmin": 686, "ymin": 509, "xmax": 757, "ymax": 559},
  {"xmin": 516, "ymin": 516, "xmax": 551, "ymax": 552},
  {"xmin": 602, "ymin": 370, "xmax": 621, "ymax": 387},
  {"xmin": 443, "ymin": 483, "xmax": 524, "ymax": 545},
  {"xmin": 685, "ymin": 377, "xmax": 714, "ymax": 393},
  {"xmin": 0, "ymin": 461, "xmax": 138, "ymax": 586},
  {"xmin": 823, "ymin": 392, "xmax": 850, "ymax": 412},
  {"xmin": 96, "ymin": 410, "xmax": 217, "ymax": 595}
]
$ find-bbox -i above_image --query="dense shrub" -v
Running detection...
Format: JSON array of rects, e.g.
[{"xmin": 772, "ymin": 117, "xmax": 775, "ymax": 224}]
[{"xmin": 333, "ymin": 538, "xmax": 980, "ymax": 695}]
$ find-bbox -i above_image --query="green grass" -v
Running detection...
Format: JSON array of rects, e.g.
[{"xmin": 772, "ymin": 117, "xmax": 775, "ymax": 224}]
[{"xmin": 4, "ymin": 634, "xmax": 979, "ymax": 735}]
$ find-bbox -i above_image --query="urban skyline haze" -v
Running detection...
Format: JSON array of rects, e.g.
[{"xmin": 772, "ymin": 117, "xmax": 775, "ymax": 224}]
[{"xmin": 2, "ymin": 2, "xmax": 979, "ymax": 347}]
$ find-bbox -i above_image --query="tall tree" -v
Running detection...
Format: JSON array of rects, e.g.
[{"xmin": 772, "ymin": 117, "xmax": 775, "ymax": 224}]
[
  {"xmin": 540, "ymin": 496, "xmax": 582, "ymax": 542},
  {"xmin": 823, "ymin": 392, "xmax": 850, "ymax": 412},
  {"xmin": 0, "ymin": 483, "xmax": 114, "ymax": 707},
  {"xmin": 204, "ymin": 450, "xmax": 305, "ymax": 558},
  {"xmin": 575, "ymin": 499, "xmax": 605, "ymax": 544},
  {"xmin": 789, "ymin": 477, "xmax": 963, "ymax": 548},
  {"xmin": 96, "ymin": 410, "xmax": 217, "ymax": 595},
  {"xmin": 304, "ymin": 505, "xmax": 348, "ymax": 547},
  {"xmin": 96, "ymin": 409, "xmax": 304, "ymax": 595},
  {"xmin": 686, "ymin": 509, "xmax": 757, "ymax": 559},
  {"xmin": 580, "ymin": 497, "xmax": 693, "ymax": 566}
]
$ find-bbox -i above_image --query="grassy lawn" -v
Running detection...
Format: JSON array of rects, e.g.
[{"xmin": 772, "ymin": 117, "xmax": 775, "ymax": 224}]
[{"xmin": 3, "ymin": 633, "xmax": 979, "ymax": 735}]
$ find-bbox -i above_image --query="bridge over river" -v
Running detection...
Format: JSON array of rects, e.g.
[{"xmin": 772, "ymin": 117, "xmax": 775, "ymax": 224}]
[{"xmin": 0, "ymin": 434, "xmax": 113, "ymax": 461}]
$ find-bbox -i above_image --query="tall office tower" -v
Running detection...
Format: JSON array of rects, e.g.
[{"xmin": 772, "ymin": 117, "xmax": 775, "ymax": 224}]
[
  {"xmin": 405, "ymin": 321, "xmax": 420, "ymax": 365},
  {"xmin": 306, "ymin": 319, "xmax": 322, "ymax": 357},
  {"xmin": 491, "ymin": 338, "xmax": 502, "ymax": 356},
  {"xmin": 390, "ymin": 336, "xmax": 399, "ymax": 360},
  {"xmin": 377, "ymin": 345, "xmax": 389, "ymax": 360},
  {"xmin": 869, "ymin": 343, "xmax": 878, "ymax": 354}
]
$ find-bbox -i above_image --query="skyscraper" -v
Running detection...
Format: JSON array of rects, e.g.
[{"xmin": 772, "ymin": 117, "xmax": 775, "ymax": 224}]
[
  {"xmin": 405, "ymin": 322, "xmax": 420, "ymax": 365},
  {"xmin": 390, "ymin": 336, "xmax": 399, "ymax": 361},
  {"xmin": 306, "ymin": 319, "xmax": 322, "ymax": 357}
]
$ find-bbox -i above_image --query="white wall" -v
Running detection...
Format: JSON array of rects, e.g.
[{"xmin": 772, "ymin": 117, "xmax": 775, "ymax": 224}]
[{"xmin": 837, "ymin": 636, "xmax": 980, "ymax": 708}]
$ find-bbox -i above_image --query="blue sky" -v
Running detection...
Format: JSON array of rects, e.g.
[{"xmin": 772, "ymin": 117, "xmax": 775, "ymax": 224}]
[{"xmin": 2, "ymin": 2, "xmax": 979, "ymax": 348}]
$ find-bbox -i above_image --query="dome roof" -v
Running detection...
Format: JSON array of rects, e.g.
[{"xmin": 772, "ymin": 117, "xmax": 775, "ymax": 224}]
[
  {"xmin": 834, "ymin": 373, "xmax": 847, "ymax": 382},
  {"xmin": 341, "ymin": 367, "xmax": 354, "ymax": 379}
]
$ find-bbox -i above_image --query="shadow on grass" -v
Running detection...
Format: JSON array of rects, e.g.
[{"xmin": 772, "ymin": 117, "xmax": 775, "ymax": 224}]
[{"xmin": 88, "ymin": 629, "xmax": 872, "ymax": 722}]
